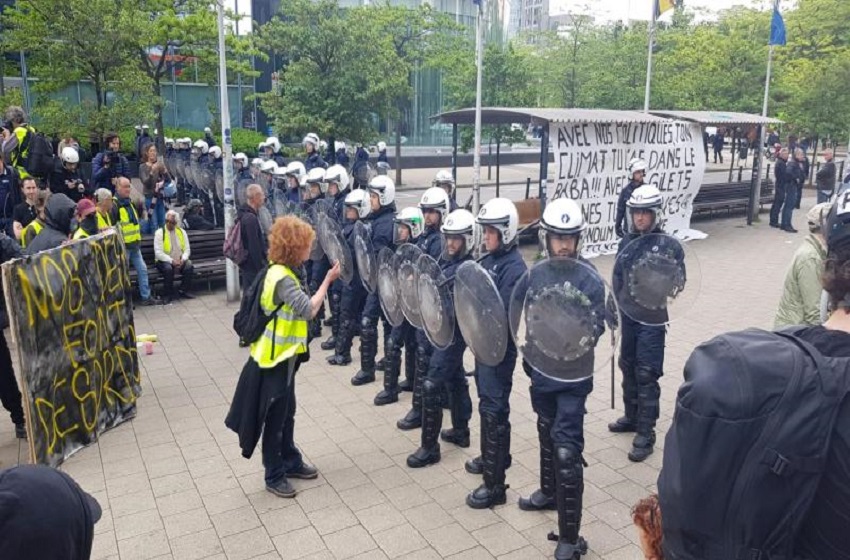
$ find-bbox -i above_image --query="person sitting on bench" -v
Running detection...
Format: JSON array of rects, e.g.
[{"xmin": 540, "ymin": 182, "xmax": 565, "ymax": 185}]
[{"xmin": 153, "ymin": 209, "xmax": 194, "ymax": 303}]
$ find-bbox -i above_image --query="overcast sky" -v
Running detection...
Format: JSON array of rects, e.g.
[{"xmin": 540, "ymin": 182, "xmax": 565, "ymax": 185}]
[{"xmin": 550, "ymin": 0, "xmax": 784, "ymax": 21}]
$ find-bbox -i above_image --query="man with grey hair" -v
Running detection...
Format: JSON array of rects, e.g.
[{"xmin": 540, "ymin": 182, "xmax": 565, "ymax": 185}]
[
  {"xmin": 816, "ymin": 149, "xmax": 837, "ymax": 204},
  {"xmin": 94, "ymin": 188, "xmax": 114, "ymax": 231},
  {"xmin": 237, "ymin": 184, "xmax": 268, "ymax": 292},
  {"xmin": 775, "ymin": 202, "xmax": 831, "ymax": 327},
  {"xmin": 153, "ymin": 209, "xmax": 194, "ymax": 303}
]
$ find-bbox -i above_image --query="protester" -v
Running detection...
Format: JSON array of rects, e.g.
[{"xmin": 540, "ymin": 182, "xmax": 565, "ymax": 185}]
[
  {"xmin": 113, "ymin": 178, "xmax": 156, "ymax": 306},
  {"xmin": 770, "ymin": 148, "xmax": 795, "ymax": 231},
  {"xmin": 182, "ymin": 199, "xmax": 215, "ymax": 231},
  {"xmin": 774, "ymin": 202, "xmax": 831, "ymax": 328},
  {"xmin": 225, "ymin": 216, "xmax": 340, "ymax": 499},
  {"xmin": 0, "ymin": 155, "xmax": 21, "ymax": 237},
  {"xmin": 94, "ymin": 188, "xmax": 114, "ymax": 231},
  {"xmin": 0, "ymin": 106, "xmax": 35, "ymax": 179},
  {"xmin": 49, "ymin": 147, "xmax": 89, "ymax": 203},
  {"xmin": 12, "ymin": 176, "xmax": 38, "ymax": 239},
  {"xmin": 25, "ymin": 193, "xmax": 76, "ymax": 253},
  {"xmin": 0, "ymin": 465, "xmax": 101, "ymax": 559},
  {"xmin": 20, "ymin": 190, "xmax": 49, "ymax": 249},
  {"xmin": 72, "ymin": 199, "xmax": 98, "ymax": 240},
  {"xmin": 0, "ymin": 233, "xmax": 25, "ymax": 439},
  {"xmin": 139, "ymin": 143, "xmax": 167, "ymax": 233},
  {"xmin": 632, "ymin": 495, "xmax": 663, "ymax": 560},
  {"xmin": 237, "ymin": 184, "xmax": 268, "ymax": 290},
  {"xmin": 91, "ymin": 133, "xmax": 130, "ymax": 193},
  {"xmin": 153, "ymin": 209, "xmax": 194, "ymax": 303},
  {"xmin": 816, "ymin": 149, "xmax": 837, "ymax": 204}
]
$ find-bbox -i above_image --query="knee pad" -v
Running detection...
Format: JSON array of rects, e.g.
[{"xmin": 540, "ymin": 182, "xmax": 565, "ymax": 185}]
[
  {"xmin": 536, "ymin": 416, "xmax": 554, "ymax": 440},
  {"xmin": 554, "ymin": 445, "xmax": 583, "ymax": 482},
  {"xmin": 635, "ymin": 366, "xmax": 661, "ymax": 388},
  {"xmin": 423, "ymin": 378, "xmax": 441, "ymax": 397},
  {"xmin": 361, "ymin": 316, "xmax": 377, "ymax": 330}
]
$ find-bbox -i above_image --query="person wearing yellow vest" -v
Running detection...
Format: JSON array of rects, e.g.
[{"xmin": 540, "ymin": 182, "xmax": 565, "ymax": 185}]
[
  {"xmin": 1, "ymin": 106, "xmax": 33, "ymax": 179},
  {"xmin": 72, "ymin": 199, "xmax": 98, "ymax": 240},
  {"xmin": 153, "ymin": 209, "xmax": 194, "ymax": 303},
  {"xmin": 225, "ymin": 216, "xmax": 340, "ymax": 499},
  {"xmin": 114, "ymin": 177, "xmax": 156, "ymax": 306},
  {"xmin": 94, "ymin": 188, "xmax": 115, "ymax": 231}
]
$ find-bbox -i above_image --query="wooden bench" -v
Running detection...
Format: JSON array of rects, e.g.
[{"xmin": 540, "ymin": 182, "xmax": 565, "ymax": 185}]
[
  {"xmin": 129, "ymin": 229, "xmax": 227, "ymax": 293},
  {"xmin": 692, "ymin": 181, "xmax": 775, "ymax": 217}
]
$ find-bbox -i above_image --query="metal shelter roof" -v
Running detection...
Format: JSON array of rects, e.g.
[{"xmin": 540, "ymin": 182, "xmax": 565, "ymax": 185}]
[
  {"xmin": 647, "ymin": 110, "xmax": 783, "ymax": 126},
  {"xmin": 432, "ymin": 107, "xmax": 668, "ymax": 126}
]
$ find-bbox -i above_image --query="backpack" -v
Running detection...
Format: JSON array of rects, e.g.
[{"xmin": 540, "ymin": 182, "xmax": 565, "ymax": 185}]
[
  {"xmin": 223, "ymin": 217, "xmax": 247, "ymax": 265},
  {"xmin": 232, "ymin": 267, "xmax": 283, "ymax": 346},
  {"xmin": 658, "ymin": 328, "xmax": 850, "ymax": 560},
  {"xmin": 18, "ymin": 128, "xmax": 55, "ymax": 178}
]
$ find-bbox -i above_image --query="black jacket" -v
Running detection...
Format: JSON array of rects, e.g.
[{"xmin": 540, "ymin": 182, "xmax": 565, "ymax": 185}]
[
  {"xmin": 184, "ymin": 212, "xmax": 215, "ymax": 231},
  {"xmin": 26, "ymin": 194, "xmax": 76, "ymax": 255},
  {"xmin": 49, "ymin": 160, "xmax": 89, "ymax": 203},
  {"xmin": 788, "ymin": 159, "xmax": 807, "ymax": 188},
  {"xmin": 0, "ymin": 234, "xmax": 22, "ymax": 329},
  {"xmin": 237, "ymin": 204, "xmax": 267, "ymax": 275},
  {"xmin": 615, "ymin": 180, "xmax": 643, "ymax": 238},
  {"xmin": 0, "ymin": 166, "xmax": 21, "ymax": 237},
  {"xmin": 774, "ymin": 158, "xmax": 792, "ymax": 189},
  {"xmin": 816, "ymin": 161, "xmax": 836, "ymax": 194}
]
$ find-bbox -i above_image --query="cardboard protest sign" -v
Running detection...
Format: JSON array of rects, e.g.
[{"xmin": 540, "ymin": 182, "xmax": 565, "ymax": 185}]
[
  {"xmin": 551, "ymin": 121, "xmax": 707, "ymax": 256},
  {"xmin": 1, "ymin": 231, "xmax": 141, "ymax": 467}
]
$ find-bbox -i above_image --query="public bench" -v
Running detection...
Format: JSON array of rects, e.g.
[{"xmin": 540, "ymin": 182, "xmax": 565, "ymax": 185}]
[
  {"xmin": 129, "ymin": 229, "xmax": 227, "ymax": 292},
  {"xmin": 692, "ymin": 181, "xmax": 775, "ymax": 217}
]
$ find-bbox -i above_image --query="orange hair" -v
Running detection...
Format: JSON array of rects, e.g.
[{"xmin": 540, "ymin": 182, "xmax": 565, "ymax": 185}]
[
  {"xmin": 632, "ymin": 494, "xmax": 663, "ymax": 559},
  {"xmin": 268, "ymin": 216, "xmax": 315, "ymax": 269}
]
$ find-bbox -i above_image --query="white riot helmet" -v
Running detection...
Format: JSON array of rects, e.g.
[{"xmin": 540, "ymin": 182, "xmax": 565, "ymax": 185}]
[
  {"xmin": 319, "ymin": 140, "xmax": 328, "ymax": 152},
  {"xmin": 367, "ymin": 175, "xmax": 395, "ymax": 207},
  {"xmin": 250, "ymin": 157, "xmax": 263, "ymax": 168},
  {"xmin": 193, "ymin": 140, "xmax": 209, "ymax": 154},
  {"xmin": 302, "ymin": 133, "xmax": 320, "ymax": 150},
  {"xmin": 165, "ymin": 137, "xmax": 174, "ymax": 148},
  {"xmin": 305, "ymin": 167, "xmax": 327, "ymax": 194},
  {"xmin": 477, "ymin": 197, "xmax": 519, "ymax": 250},
  {"xmin": 626, "ymin": 184, "xmax": 663, "ymax": 234},
  {"xmin": 265, "ymin": 137, "xmax": 281, "ymax": 154},
  {"xmin": 325, "ymin": 165, "xmax": 350, "ymax": 194},
  {"xmin": 394, "ymin": 207, "xmax": 425, "ymax": 245},
  {"xmin": 204, "ymin": 126, "xmax": 212, "ymax": 134},
  {"xmin": 258, "ymin": 141, "xmax": 267, "ymax": 154},
  {"xmin": 441, "ymin": 209, "xmax": 476, "ymax": 260},
  {"xmin": 419, "ymin": 186, "xmax": 450, "ymax": 225},
  {"xmin": 335, "ymin": 141, "xmax": 346, "ymax": 153},
  {"xmin": 61, "ymin": 147, "xmax": 80, "ymax": 164},
  {"xmin": 283, "ymin": 161, "xmax": 306, "ymax": 178},
  {"xmin": 377, "ymin": 141, "xmax": 387, "ymax": 152},
  {"xmin": 344, "ymin": 188, "xmax": 371, "ymax": 220},
  {"xmin": 260, "ymin": 160, "xmax": 278, "ymax": 174},
  {"xmin": 234, "ymin": 152, "xmax": 249, "ymax": 167},
  {"xmin": 208, "ymin": 146, "xmax": 222, "ymax": 159},
  {"xmin": 180, "ymin": 137, "xmax": 192, "ymax": 147},
  {"xmin": 628, "ymin": 158, "xmax": 648, "ymax": 177},
  {"xmin": 539, "ymin": 198, "xmax": 586, "ymax": 258},
  {"xmin": 433, "ymin": 169, "xmax": 455, "ymax": 196}
]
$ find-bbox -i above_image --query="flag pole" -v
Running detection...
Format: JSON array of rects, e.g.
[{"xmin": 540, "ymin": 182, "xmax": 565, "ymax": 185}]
[
  {"xmin": 643, "ymin": 1, "xmax": 657, "ymax": 112},
  {"xmin": 751, "ymin": 0, "xmax": 780, "ymax": 223}
]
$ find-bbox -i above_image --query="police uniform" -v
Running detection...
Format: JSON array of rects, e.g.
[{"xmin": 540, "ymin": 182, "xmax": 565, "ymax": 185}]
[
  {"xmin": 328, "ymin": 218, "xmax": 368, "ymax": 365},
  {"xmin": 321, "ymin": 185, "xmax": 353, "ymax": 352}
]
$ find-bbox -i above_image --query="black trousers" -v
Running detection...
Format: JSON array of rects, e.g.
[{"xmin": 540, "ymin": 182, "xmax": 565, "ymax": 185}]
[
  {"xmin": 0, "ymin": 330, "xmax": 24, "ymax": 426},
  {"xmin": 156, "ymin": 260, "xmax": 195, "ymax": 298}
]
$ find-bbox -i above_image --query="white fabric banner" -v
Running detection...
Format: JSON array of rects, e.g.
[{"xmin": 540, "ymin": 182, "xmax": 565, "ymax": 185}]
[{"xmin": 550, "ymin": 121, "xmax": 708, "ymax": 256}]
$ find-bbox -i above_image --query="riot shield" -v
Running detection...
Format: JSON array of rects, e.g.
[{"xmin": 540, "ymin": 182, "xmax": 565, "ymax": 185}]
[
  {"xmin": 612, "ymin": 233, "xmax": 700, "ymax": 326},
  {"xmin": 189, "ymin": 158, "xmax": 203, "ymax": 191},
  {"xmin": 165, "ymin": 151, "xmax": 178, "ymax": 179},
  {"xmin": 214, "ymin": 168, "xmax": 224, "ymax": 203},
  {"xmin": 417, "ymin": 254, "xmax": 455, "ymax": 350},
  {"xmin": 397, "ymin": 244, "xmax": 423, "ymax": 328},
  {"xmin": 353, "ymin": 221, "xmax": 377, "ymax": 293},
  {"xmin": 509, "ymin": 258, "xmax": 618, "ymax": 382},
  {"xmin": 378, "ymin": 247, "xmax": 405, "ymax": 326},
  {"xmin": 454, "ymin": 260, "xmax": 508, "ymax": 367}
]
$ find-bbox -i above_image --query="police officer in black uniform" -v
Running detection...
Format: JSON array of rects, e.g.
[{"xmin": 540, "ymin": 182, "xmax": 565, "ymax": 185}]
[
  {"xmin": 321, "ymin": 165, "xmax": 353, "ymax": 352},
  {"xmin": 614, "ymin": 158, "xmax": 646, "ymax": 239}
]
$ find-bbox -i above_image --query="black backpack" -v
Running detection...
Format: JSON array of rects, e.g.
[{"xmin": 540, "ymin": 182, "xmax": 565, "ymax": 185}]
[
  {"xmin": 232, "ymin": 267, "xmax": 283, "ymax": 346},
  {"xmin": 658, "ymin": 328, "xmax": 850, "ymax": 560},
  {"xmin": 18, "ymin": 128, "xmax": 55, "ymax": 178}
]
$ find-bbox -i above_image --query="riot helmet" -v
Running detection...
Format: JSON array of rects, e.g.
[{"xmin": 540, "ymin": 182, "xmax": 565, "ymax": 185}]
[
  {"xmin": 441, "ymin": 209, "xmax": 476, "ymax": 260},
  {"xmin": 344, "ymin": 188, "xmax": 370, "ymax": 221},
  {"xmin": 628, "ymin": 157, "xmax": 647, "ymax": 183},
  {"xmin": 208, "ymin": 146, "xmax": 222, "ymax": 160},
  {"xmin": 419, "ymin": 186, "xmax": 450, "ymax": 229},
  {"xmin": 367, "ymin": 175, "xmax": 395, "ymax": 210},
  {"xmin": 325, "ymin": 165, "xmax": 349, "ymax": 196},
  {"xmin": 433, "ymin": 169, "xmax": 455, "ymax": 197},
  {"xmin": 394, "ymin": 207, "xmax": 424, "ymax": 245},
  {"xmin": 192, "ymin": 140, "xmax": 209, "ymax": 155},
  {"xmin": 626, "ymin": 184, "xmax": 663, "ymax": 234},
  {"xmin": 540, "ymin": 198, "xmax": 586, "ymax": 258},
  {"xmin": 476, "ymin": 197, "xmax": 519, "ymax": 254},
  {"xmin": 305, "ymin": 167, "xmax": 327, "ymax": 197}
]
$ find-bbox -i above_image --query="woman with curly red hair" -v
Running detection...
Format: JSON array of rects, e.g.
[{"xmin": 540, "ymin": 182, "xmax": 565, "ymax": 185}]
[
  {"xmin": 227, "ymin": 215, "xmax": 340, "ymax": 499},
  {"xmin": 633, "ymin": 495, "xmax": 663, "ymax": 559}
]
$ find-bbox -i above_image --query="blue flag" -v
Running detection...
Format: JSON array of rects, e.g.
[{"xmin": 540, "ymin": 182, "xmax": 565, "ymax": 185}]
[{"xmin": 770, "ymin": 6, "xmax": 786, "ymax": 46}]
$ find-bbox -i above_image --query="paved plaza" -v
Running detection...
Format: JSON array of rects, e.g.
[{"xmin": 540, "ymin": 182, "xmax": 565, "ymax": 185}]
[{"xmin": 0, "ymin": 197, "xmax": 813, "ymax": 560}]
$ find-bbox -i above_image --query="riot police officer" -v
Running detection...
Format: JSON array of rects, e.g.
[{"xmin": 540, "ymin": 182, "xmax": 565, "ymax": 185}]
[
  {"xmin": 303, "ymin": 133, "xmax": 327, "ymax": 171},
  {"xmin": 282, "ymin": 161, "xmax": 306, "ymax": 205},
  {"xmin": 373, "ymin": 207, "xmax": 423, "ymax": 406},
  {"xmin": 609, "ymin": 184, "xmax": 682, "ymax": 462},
  {"xmin": 614, "ymin": 158, "xmax": 647, "ymax": 238},
  {"xmin": 349, "ymin": 176, "xmax": 396, "ymax": 386},
  {"xmin": 433, "ymin": 169, "xmax": 458, "ymax": 211},
  {"xmin": 407, "ymin": 209, "xmax": 477, "ymax": 467},
  {"xmin": 517, "ymin": 198, "xmax": 608, "ymax": 560},
  {"xmin": 327, "ymin": 189, "xmax": 371, "ymax": 366},
  {"xmin": 321, "ymin": 165, "xmax": 353, "ymax": 352},
  {"xmin": 304, "ymin": 168, "xmax": 330, "ymax": 339},
  {"xmin": 466, "ymin": 198, "xmax": 528, "ymax": 509},
  {"xmin": 397, "ymin": 188, "xmax": 449, "ymax": 430}
]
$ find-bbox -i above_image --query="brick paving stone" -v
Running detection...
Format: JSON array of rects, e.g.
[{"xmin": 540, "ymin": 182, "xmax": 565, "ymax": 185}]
[
  {"xmin": 373, "ymin": 522, "xmax": 429, "ymax": 558},
  {"xmin": 323, "ymin": 525, "xmax": 378, "ymax": 559},
  {"xmin": 220, "ymin": 526, "xmax": 275, "ymax": 560},
  {"xmin": 167, "ymin": 527, "xmax": 223, "ymax": 560}
]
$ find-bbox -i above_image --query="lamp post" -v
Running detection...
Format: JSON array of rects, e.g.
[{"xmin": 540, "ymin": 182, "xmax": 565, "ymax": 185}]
[{"xmin": 217, "ymin": 0, "xmax": 239, "ymax": 302}]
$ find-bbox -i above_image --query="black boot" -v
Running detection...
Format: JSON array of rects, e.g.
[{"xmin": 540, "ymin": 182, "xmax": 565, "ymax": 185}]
[
  {"xmin": 466, "ymin": 414, "xmax": 509, "ymax": 509},
  {"xmin": 351, "ymin": 320, "xmax": 377, "ymax": 386},
  {"xmin": 465, "ymin": 456, "xmax": 483, "ymax": 475},
  {"xmin": 328, "ymin": 316, "xmax": 354, "ymax": 366},
  {"xmin": 397, "ymin": 370, "xmax": 423, "ymax": 430},
  {"xmin": 629, "ymin": 366, "xmax": 660, "ymax": 463},
  {"xmin": 607, "ymin": 416, "xmax": 636, "ymax": 433},
  {"xmin": 320, "ymin": 336, "xmax": 336, "ymax": 351},
  {"xmin": 374, "ymin": 341, "xmax": 400, "ymax": 406},
  {"xmin": 407, "ymin": 379, "xmax": 442, "ymax": 468},
  {"xmin": 441, "ymin": 383, "xmax": 471, "ymax": 448},
  {"xmin": 553, "ymin": 445, "xmax": 588, "ymax": 560},
  {"xmin": 609, "ymin": 358, "xmax": 639, "ymax": 433},
  {"xmin": 518, "ymin": 416, "xmax": 556, "ymax": 511},
  {"xmin": 398, "ymin": 340, "xmax": 416, "ymax": 392},
  {"xmin": 375, "ymin": 358, "xmax": 386, "ymax": 371}
]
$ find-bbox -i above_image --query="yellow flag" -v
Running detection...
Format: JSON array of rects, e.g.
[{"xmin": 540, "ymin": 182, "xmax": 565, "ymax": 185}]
[{"xmin": 655, "ymin": 0, "xmax": 675, "ymax": 17}]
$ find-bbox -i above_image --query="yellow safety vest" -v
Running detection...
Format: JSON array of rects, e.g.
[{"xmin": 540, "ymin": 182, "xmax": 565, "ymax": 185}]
[
  {"xmin": 162, "ymin": 227, "xmax": 187, "ymax": 254},
  {"xmin": 73, "ymin": 227, "xmax": 89, "ymax": 240},
  {"xmin": 116, "ymin": 200, "xmax": 141, "ymax": 245},
  {"xmin": 21, "ymin": 219, "xmax": 43, "ymax": 248},
  {"xmin": 11, "ymin": 126, "xmax": 34, "ymax": 179},
  {"xmin": 97, "ymin": 210, "xmax": 113, "ymax": 230},
  {"xmin": 250, "ymin": 264, "xmax": 309, "ymax": 369}
]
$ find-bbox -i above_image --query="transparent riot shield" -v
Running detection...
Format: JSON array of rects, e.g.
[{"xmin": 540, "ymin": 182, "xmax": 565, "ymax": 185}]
[
  {"xmin": 378, "ymin": 247, "xmax": 405, "ymax": 326},
  {"xmin": 353, "ymin": 221, "xmax": 377, "ymax": 293},
  {"xmin": 397, "ymin": 244, "xmax": 423, "ymax": 328},
  {"xmin": 454, "ymin": 260, "xmax": 508, "ymax": 367},
  {"xmin": 417, "ymin": 253, "xmax": 455, "ymax": 350}
]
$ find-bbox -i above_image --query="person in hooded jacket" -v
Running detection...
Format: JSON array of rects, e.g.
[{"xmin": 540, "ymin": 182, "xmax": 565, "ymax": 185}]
[
  {"xmin": 72, "ymin": 199, "xmax": 99, "ymax": 240},
  {"xmin": 465, "ymin": 198, "xmax": 528, "ymax": 510},
  {"xmin": 25, "ymin": 193, "xmax": 77, "ymax": 254}
]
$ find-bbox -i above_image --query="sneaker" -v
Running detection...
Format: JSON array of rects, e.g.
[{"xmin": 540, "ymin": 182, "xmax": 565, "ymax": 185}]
[
  {"xmin": 288, "ymin": 463, "xmax": 318, "ymax": 480},
  {"xmin": 266, "ymin": 478, "xmax": 296, "ymax": 498},
  {"xmin": 14, "ymin": 423, "xmax": 26, "ymax": 439}
]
